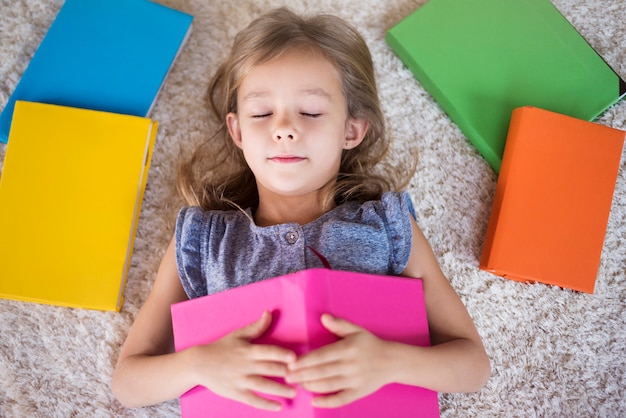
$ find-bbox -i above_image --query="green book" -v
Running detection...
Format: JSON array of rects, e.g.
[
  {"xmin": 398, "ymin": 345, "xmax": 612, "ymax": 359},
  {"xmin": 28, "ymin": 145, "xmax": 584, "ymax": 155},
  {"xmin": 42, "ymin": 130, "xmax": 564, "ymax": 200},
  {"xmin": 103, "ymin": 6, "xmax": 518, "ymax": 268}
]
[{"xmin": 386, "ymin": 0, "xmax": 626, "ymax": 172}]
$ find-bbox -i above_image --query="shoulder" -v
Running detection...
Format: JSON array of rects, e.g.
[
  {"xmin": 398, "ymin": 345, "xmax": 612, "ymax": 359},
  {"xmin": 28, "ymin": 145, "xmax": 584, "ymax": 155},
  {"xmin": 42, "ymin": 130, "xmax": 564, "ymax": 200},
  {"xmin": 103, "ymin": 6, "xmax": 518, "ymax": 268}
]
[
  {"xmin": 378, "ymin": 191, "xmax": 417, "ymax": 273},
  {"xmin": 324, "ymin": 191, "xmax": 416, "ymax": 274},
  {"xmin": 333, "ymin": 190, "xmax": 412, "ymax": 213},
  {"xmin": 380, "ymin": 191, "xmax": 416, "ymax": 219},
  {"xmin": 174, "ymin": 206, "xmax": 253, "ymax": 298},
  {"xmin": 175, "ymin": 205, "xmax": 256, "ymax": 250},
  {"xmin": 175, "ymin": 206, "xmax": 252, "ymax": 237},
  {"xmin": 341, "ymin": 191, "xmax": 416, "ymax": 226}
]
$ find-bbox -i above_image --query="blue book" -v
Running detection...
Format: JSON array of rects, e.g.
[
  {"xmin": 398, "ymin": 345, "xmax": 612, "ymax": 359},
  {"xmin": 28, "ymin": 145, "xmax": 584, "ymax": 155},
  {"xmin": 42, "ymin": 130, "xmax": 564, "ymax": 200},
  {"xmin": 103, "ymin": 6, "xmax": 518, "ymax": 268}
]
[{"xmin": 0, "ymin": 0, "xmax": 193, "ymax": 143}]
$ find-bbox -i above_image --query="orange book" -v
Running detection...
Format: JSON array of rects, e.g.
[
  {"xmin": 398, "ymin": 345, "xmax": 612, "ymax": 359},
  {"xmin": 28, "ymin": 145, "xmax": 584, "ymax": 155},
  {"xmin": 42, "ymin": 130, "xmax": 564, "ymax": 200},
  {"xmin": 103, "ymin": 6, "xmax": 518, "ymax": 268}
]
[{"xmin": 480, "ymin": 106, "xmax": 625, "ymax": 293}]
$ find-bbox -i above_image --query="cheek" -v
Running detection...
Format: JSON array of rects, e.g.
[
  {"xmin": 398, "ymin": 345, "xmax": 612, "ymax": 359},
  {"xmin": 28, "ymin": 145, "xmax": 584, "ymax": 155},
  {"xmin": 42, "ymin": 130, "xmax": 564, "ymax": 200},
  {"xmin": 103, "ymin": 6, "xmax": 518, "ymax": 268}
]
[
  {"xmin": 235, "ymin": 129, "xmax": 258, "ymax": 162},
  {"xmin": 241, "ymin": 149, "xmax": 264, "ymax": 178},
  {"xmin": 241, "ymin": 143, "xmax": 263, "ymax": 165}
]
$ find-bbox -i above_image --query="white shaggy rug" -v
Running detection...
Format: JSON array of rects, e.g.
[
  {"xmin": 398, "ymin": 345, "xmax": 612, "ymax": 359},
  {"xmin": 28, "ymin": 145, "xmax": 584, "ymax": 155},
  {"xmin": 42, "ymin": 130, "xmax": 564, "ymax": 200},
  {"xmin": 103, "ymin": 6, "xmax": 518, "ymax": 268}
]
[{"xmin": 1, "ymin": 0, "xmax": 625, "ymax": 417}]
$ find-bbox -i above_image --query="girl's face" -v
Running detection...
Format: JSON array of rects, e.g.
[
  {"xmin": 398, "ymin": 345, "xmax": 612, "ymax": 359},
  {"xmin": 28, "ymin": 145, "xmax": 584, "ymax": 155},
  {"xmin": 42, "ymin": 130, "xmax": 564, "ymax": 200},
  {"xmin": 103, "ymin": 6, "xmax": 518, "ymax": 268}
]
[{"xmin": 227, "ymin": 48, "xmax": 368, "ymax": 200}]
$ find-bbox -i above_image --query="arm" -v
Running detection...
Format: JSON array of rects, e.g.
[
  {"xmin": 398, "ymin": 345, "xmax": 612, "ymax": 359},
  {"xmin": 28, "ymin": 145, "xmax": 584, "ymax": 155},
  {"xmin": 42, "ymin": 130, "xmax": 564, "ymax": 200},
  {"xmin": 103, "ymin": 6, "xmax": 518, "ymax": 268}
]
[
  {"xmin": 388, "ymin": 217, "xmax": 490, "ymax": 392},
  {"xmin": 286, "ymin": 217, "xmax": 490, "ymax": 407},
  {"xmin": 112, "ymin": 237, "xmax": 297, "ymax": 410},
  {"xmin": 111, "ymin": 237, "xmax": 193, "ymax": 407}
]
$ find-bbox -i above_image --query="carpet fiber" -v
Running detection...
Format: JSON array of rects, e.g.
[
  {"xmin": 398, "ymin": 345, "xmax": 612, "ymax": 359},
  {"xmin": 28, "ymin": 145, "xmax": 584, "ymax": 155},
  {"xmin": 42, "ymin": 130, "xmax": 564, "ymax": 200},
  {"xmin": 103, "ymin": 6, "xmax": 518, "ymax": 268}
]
[{"xmin": 1, "ymin": 0, "xmax": 625, "ymax": 416}]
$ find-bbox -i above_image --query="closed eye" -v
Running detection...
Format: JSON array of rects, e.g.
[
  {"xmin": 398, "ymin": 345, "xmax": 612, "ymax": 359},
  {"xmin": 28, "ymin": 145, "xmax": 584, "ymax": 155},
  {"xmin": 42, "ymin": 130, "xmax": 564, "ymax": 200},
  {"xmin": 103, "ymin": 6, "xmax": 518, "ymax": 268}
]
[
  {"xmin": 252, "ymin": 113, "xmax": 272, "ymax": 118},
  {"xmin": 301, "ymin": 112, "xmax": 321, "ymax": 118}
]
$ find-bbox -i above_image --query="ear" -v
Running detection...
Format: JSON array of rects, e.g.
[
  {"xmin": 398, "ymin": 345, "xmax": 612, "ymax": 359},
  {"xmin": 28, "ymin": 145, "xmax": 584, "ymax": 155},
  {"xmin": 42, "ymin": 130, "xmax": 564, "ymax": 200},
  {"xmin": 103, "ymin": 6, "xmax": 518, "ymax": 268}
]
[
  {"xmin": 343, "ymin": 118, "xmax": 369, "ymax": 150},
  {"xmin": 227, "ymin": 112, "xmax": 243, "ymax": 149}
]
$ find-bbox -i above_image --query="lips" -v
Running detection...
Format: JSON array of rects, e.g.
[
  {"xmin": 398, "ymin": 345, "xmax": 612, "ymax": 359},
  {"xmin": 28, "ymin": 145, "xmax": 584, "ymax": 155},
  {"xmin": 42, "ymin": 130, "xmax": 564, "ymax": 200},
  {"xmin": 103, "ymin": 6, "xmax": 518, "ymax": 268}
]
[{"xmin": 269, "ymin": 155, "xmax": 306, "ymax": 163}]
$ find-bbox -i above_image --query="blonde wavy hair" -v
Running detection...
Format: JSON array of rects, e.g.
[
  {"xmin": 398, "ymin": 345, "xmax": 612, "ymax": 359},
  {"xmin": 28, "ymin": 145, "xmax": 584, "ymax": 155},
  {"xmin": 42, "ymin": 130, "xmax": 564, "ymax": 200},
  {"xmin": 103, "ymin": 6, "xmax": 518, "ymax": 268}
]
[{"xmin": 178, "ymin": 7, "xmax": 409, "ymax": 211}]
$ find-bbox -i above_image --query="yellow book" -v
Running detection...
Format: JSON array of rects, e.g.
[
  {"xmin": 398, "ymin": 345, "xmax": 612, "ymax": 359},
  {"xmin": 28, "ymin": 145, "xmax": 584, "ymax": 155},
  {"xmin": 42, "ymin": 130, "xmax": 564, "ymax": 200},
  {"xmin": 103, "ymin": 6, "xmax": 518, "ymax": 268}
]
[{"xmin": 0, "ymin": 101, "xmax": 158, "ymax": 311}]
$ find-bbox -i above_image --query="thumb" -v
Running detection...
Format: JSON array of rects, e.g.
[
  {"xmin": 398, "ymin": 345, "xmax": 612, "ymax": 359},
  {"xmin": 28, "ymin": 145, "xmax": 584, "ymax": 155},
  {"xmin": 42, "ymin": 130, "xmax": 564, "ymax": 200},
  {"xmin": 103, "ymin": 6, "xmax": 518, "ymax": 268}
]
[
  {"xmin": 234, "ymin": 310, "xmax": 273, "ymax": 340},
  {"xmin": 320, "ymin": 313, "xmax": 363, "ymax": 338}
]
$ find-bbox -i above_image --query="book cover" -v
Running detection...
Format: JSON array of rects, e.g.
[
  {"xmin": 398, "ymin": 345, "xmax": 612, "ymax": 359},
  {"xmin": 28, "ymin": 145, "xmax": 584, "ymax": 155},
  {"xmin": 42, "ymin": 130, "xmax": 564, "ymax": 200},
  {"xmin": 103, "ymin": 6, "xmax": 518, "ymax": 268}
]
[
  {"xmin": 386, "ymin": 0, "xmax": 626, "ymax": 173},
  {"xmin": 479, "ymin": 106, "xmax": 625, "ymax": 293},
  {"xmin": 0, "ymin": 0, "xmax": 192, "ymax": 143},
  {"xmin": 0, "ymin": 101, "xmax": 158, "ymax": 311},
  {"xmin": 171, "ymin": 268, "xmax": 440, "ymax": 418}
]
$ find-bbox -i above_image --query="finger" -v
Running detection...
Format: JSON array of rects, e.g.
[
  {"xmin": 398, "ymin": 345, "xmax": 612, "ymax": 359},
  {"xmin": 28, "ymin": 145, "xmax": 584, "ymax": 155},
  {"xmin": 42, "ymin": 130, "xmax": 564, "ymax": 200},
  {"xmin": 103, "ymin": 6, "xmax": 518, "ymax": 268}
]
[
  {"xmin": 235, "ymin": 390, "xmax": 284, "ymax": 411},
  {"xmin": 245, "ymin": 375, "xmax": 297, "ymax": 399},
  {"xmin": 249, "ymin": 343, "xmax": 296, "ymax": 364},
  {"xmin": 297, "ymin": 374, "xmax": 347, "ymax": 395},
  {"xmin": 321, "ymin": 313, "xmax": 363, "ymax": 337},
  {"xmin": 234, "ymin": 311, "xmax": 273, "ymax": 340},
  {"xmin": 286, "ymin": 359, "xmax": 343, "ymax": 384},
  {"xmin": 249, "ymin": 359, "xmax": 291, "ymax": 378},
  {"xmin": 289, "ymin": 346, "xmax": 339, "ymax": 372},
  {"xmin": 311, "ymin": 389, "xmax": 359, "ymax": 409}
]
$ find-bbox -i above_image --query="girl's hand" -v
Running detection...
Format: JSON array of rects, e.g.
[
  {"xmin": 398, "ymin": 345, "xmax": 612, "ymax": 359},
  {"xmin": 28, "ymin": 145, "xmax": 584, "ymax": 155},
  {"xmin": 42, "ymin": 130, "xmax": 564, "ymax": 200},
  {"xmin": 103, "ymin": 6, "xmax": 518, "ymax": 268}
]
[
  {"xmin": 189, "ymin": 311, "xmax": 297, "ymax": 411},
  {"xmin": 285, "ymin": 313, "xmax": 393, "ymax": 408}
]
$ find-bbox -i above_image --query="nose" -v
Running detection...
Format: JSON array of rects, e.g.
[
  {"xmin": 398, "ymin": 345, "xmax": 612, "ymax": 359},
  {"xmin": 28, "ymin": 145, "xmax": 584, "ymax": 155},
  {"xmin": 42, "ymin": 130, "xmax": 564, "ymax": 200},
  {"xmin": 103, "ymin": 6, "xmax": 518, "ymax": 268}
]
[
  {"xmin": 273, "ymin": 114, "xmax": 297, "ymax": 141},
  {"xmin": 275, "ymin": 132, "xmax": 294, "ymax": 141}
]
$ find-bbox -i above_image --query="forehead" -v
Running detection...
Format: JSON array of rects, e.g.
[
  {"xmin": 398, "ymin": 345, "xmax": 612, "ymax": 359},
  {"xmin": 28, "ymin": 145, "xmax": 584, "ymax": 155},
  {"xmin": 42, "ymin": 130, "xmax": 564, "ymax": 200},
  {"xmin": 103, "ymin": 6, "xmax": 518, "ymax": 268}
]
[{"xmin": 238, "ymin": 48, "xmax": 344, "ymax": 100}]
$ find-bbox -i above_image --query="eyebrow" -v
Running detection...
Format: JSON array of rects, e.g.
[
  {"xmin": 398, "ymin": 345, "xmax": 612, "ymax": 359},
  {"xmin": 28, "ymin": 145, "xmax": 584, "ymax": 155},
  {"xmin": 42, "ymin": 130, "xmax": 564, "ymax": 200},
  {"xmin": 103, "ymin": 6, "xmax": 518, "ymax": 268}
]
[
  {"xmin": 242, "ymin": 88, "xmax": 331, "ymax": 101},
  {"xmin": 300, "ymin": 88, "xmax": 331, "ymax": 98},
  {"xmin": 242, "ymin": 91, "xmax": 268, "ymax": 100}
]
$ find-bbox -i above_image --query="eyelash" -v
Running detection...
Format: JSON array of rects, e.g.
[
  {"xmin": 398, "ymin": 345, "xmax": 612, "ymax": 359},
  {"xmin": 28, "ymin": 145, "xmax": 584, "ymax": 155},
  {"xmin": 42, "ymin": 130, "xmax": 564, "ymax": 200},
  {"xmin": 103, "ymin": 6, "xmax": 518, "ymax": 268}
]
[{"xmin": 251, "ymin": 113, "xmax": 321, "ymax": 119}]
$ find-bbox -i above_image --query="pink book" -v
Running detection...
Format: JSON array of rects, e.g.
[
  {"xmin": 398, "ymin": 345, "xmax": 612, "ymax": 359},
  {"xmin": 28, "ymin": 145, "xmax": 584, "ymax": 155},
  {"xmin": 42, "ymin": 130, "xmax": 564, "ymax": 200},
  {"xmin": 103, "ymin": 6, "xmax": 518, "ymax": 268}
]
[{"xmin": 171, "ymin": 268, "xmax": 440, "ymax": 417}]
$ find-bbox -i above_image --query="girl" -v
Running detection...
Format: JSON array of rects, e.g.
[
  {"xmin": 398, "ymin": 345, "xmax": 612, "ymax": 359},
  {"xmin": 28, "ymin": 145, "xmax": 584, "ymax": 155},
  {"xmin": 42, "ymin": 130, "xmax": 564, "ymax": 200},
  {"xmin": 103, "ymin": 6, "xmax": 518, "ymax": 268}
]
[{"xmin": 112, "ymin": 7, "xmax": 490, "ymax": 412}]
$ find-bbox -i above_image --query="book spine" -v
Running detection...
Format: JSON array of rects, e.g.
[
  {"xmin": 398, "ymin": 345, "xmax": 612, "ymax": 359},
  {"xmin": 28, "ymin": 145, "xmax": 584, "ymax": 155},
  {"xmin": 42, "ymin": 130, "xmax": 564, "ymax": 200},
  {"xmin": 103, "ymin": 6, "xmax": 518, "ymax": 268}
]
[{"xmin": 479, "ymin": 106, "xmax": 527, "ymax": 271}]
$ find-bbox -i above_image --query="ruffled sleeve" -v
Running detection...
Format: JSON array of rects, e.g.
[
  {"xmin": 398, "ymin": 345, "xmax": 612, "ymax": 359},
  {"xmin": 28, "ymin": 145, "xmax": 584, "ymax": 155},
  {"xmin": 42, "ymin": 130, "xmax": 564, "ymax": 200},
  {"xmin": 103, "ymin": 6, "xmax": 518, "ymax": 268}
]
[
  {"xmin": 381, "ymin": 191, "xmax": 417, "ymax": 275},
  {"xmin": 175, "ymin": 206, "xmax": 208, "ymax": 299}
]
